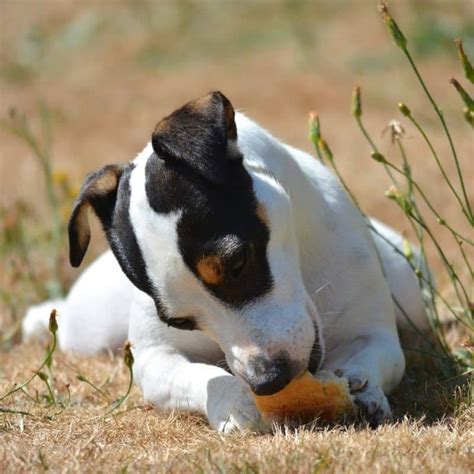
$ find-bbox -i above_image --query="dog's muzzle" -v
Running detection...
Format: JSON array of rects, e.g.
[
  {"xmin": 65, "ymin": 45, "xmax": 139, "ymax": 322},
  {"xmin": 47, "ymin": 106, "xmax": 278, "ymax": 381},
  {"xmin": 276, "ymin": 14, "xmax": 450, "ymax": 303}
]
[
  {"xmin": 243, "ymin": 325, "xmax": 323, "ymax": 396},
  {"xmin": 245, "ymin": 354, "xmax": 293, "ymax": 396}
]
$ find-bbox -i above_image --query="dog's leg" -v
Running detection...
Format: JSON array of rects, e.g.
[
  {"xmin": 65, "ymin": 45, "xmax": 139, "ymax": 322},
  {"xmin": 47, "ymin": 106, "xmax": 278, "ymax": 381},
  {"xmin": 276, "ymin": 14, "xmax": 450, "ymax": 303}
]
[
  {"xmin": 324, "ymin": 330, "xmax": 405, "ymax": 427},
  {"xmin": 129, "ymin": 291, "xmax": 266, "ymax": 433},
  {"xmin": 133, "ymin": 346, "xmax": 267, "ymax": 433}
]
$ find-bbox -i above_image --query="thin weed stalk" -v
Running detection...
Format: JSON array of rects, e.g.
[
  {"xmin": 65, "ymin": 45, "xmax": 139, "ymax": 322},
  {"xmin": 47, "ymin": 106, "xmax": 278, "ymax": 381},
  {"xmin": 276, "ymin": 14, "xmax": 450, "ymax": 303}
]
[
  {"xmin": 0, "ymin": 309, "xmax": 58, "ymax": 402},
  {"xmin": 378, "ymin": 1, "xmax": 473, "ymax": 223},
  {"xmin": 102, "ymin": 341, "xmax": 134, "ymax": 417},
  {"xmin": 1, "ymin": 106, "xmax": 65, "ymax": 298},
  {"xmin": 76, "ymin": 374, "xmax": 111, "ymax": 403},
  {"xmin": 368, "ymin": 122, "xmax": 471, "ymax": 338},
  {"xmin": 309, "ymin": 114, "xmax": 441, "ymax": 350},
  {"xmin": 399, "ymin": 103, "xmax": 470, "ymax": 224}
]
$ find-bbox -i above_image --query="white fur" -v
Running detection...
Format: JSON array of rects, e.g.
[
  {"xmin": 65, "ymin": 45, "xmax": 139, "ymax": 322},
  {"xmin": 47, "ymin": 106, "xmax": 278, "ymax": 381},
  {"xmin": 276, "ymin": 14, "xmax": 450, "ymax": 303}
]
[{"xmin": 23, "ymin": 112, "xmax": 428, "ymax": 432}]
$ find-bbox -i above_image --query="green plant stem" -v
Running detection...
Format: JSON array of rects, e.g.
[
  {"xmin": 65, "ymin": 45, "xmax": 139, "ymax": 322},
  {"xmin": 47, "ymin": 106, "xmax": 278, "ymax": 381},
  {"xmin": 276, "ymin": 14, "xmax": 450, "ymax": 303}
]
[
  {"xmin": 338, "ymin": 130, "xmax": 464, "ymax": 336},
  {"xmin": 0, "ymin": 406, "xmax": 34, "ymax": 416},
  {"xmin": 406, "ymin": 112, "xmax": 471, "ymax": 223},
  {"xmin": 384, "ymin": 160, "xmax": 472, "ymax": 246},
  {"xmin": 104, "ymin": 363, "xmax": 133, "ymax": 416},
  {"xmin": 39, "ymin": 374, "xmax": 56, "ymax": 406},
  {"xmin": 0, "ymin": 330, "xmax": 57, "ymax": 402},
  {"xmin": 51, "ymin": 384, "xmax": 72, "ymax": 417},
  {"xmin": 396, "ymin": 139, "xmax": 471, "ymax": 327},
  {"xmin": 402, "ymin": 346, "xmax": 454, "ymax": 362},
  {"xmin": 313, "ymin": 139, "xmax": 447, "ymax": 349},
  {"xmin": 312, "ymin": 141, "xmax": 324, "ymax": 163},
  {"xmin": 2, "ymin": 112, "xmax": 64, "ymax": 298},
  {"xmin": 76, "ymin": 375, "xmax": 110, "ymax": 403},
  {"xmin": 402, "ymin": 48, "xmax": 473, "ymax": 222},
  {"xmin": 370, "ymin": 225, "xmax": 471, "ymax": 330},
  {"xmin": 394, "ymin": 139, "xmax": 450, "ymax": 349},
  {"xmin": 394, "ymin": 208, "xmax": 450, "ymax": 349},
  {"xmin": 339, "ymin": 120, "xmax": 454, "ymax": 313},
  {"xmin": 381, "ymin": 157, "xmax": 471, "ymax": 308},
  {"xmin": 356, "ymin": 116, "xmax": 398, "ymax": 184},
  {"xmin": 407, "ymin": 212, "xmax": 470, "ymax": 310},
  {"xmin": 351, "ymin": 103, "xmax": 471, "ymax": 348}
]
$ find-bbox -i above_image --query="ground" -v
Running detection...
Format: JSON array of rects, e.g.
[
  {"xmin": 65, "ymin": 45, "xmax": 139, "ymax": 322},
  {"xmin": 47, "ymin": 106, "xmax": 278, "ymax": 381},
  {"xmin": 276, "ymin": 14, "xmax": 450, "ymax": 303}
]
[{"xmin": 0, "ymin": 1, "xmax": 473, "ymax": 472}]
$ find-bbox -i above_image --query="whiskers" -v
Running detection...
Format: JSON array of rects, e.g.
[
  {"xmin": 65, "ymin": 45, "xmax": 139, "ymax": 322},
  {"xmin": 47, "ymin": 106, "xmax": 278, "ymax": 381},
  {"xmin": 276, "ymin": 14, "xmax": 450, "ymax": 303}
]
[
  {"xmin": 311, "ymin": 282, "xmax": 330, "ymax": 298},
  {"xmin": 215, "ymin": 358, "xmax": 231, "ymax": 373}
]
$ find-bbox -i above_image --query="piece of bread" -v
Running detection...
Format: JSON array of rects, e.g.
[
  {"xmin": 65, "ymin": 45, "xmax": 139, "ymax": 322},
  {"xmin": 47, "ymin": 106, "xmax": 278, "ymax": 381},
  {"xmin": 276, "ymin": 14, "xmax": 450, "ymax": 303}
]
[{"xmin": 254, "ymin": 370, "xmax": 355, "ymax": 422}]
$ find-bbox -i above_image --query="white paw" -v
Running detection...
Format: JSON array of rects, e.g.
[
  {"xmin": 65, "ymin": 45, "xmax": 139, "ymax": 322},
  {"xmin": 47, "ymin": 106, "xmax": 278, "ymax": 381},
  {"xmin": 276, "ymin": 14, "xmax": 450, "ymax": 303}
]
[
  {"xmin": 207, "ymin": 376, "xmax": 268, "ymax": 434},
  {"xmin": 338, "ymin": 370, "xmax": 392, "ymax": 427}
]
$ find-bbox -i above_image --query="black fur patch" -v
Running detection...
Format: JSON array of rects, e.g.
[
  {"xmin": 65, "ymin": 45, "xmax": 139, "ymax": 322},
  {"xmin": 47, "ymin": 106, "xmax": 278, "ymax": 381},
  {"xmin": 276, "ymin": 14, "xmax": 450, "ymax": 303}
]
[
  {"xmin": 151, "ymin": 91, "xmax": 240, "ymax": 185},
  {"xmin": 69, "ymin": 91, "xmax": 273, "ymax": 329},
  {"xmin": 68, "ymin": 162, "xmax": 188, "ymax": 329},
  {"xmin": 145, "ymin": 152, "xmax": 273, "ymax": 308},
  {"xmin": 106, "ymin": 166, "xmax": 156, "ymax": 297}
]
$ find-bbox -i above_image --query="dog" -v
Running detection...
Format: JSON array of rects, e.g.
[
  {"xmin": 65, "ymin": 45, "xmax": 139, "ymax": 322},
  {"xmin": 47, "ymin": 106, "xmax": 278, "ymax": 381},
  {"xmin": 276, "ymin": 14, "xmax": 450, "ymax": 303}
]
[{"xmin": 23, "ymin": 91, "xmax": 428, "ymax": 432}]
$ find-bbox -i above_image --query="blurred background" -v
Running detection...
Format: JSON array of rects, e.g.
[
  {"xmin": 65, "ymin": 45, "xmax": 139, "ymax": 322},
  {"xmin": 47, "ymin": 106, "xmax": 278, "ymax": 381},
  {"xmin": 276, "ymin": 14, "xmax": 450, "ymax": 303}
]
[{"xmin": 0, "ymin": 0, "xmax": 473, "ymax": 340}]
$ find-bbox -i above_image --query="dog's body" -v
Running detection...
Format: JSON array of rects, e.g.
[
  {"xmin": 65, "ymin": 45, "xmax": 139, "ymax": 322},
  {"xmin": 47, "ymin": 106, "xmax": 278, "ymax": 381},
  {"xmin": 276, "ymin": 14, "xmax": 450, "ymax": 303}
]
[{"xmin": 23, "ymin": 92, "xmax": 427, "ymax": 432}]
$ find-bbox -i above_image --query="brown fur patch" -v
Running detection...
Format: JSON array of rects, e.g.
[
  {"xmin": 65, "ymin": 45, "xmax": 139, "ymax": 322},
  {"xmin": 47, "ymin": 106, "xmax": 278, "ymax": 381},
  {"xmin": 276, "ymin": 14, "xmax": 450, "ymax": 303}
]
[
  {"xmin": 256, "ymin": 202, "xmax": 269, "ymax": 226},
  {"xmin": 222, "ymin": 98, "xmax": 237, "ymax": 140},
  {"xmin": 74, "ymin": 202, "xmax": 92, "ymax": 255},
  {"xmin": 69, "ymin": 164, "xmax": 124, "ymax": 267},
  {"xmin": 91, "ymin": 168, "xmax": 121, "ymax": 194},
  {"xmin": 196, "ymin": 255, "xmax": 225, "ymax": 285}
]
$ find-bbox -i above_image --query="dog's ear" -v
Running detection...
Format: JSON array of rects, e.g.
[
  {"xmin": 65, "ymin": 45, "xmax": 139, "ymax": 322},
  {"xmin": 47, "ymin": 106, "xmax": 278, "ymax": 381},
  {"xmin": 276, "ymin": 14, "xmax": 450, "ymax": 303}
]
[
  {"xmin": 68, "ymin": 164, "xmax": 125, "ymax": 267},
  {"xmin": 151, "ymin": 91, "xmax": 240, "ymax": 185}
]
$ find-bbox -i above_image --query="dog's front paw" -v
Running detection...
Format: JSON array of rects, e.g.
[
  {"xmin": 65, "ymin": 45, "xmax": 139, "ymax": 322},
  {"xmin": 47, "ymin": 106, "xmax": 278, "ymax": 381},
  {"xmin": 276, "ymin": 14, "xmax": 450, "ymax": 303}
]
[
  {"xmin": 207, "ymin": 376, "xmax": 267, "ymax": 434},
  {"xmin": 340, "ymin": 371, "xmax": 392, "ymax": 427}
]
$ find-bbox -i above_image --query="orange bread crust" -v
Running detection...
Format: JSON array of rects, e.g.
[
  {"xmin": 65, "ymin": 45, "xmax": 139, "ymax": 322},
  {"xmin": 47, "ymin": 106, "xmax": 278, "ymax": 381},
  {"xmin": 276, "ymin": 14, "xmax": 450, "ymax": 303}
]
[{"xmin": 254, "ymin": 371, "xmax": 355, "ymax": 422}]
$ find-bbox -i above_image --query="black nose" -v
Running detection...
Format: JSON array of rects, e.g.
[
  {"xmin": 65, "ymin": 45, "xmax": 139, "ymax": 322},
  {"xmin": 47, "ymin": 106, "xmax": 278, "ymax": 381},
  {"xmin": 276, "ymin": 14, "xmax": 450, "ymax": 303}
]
[{"xmin": 248, "ymin": 356, "xmax": 293, "ymax": 396}]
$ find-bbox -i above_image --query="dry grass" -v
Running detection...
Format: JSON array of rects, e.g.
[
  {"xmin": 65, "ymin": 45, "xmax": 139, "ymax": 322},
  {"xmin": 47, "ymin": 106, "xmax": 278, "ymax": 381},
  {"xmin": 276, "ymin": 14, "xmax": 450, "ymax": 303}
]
[
  {"xmin": 1, "ymin": 343, "xmax": 472, "ymax": 473},
  {"xmin": 1, "ymin": 1, "xmax": 473, "ymax": 472}
]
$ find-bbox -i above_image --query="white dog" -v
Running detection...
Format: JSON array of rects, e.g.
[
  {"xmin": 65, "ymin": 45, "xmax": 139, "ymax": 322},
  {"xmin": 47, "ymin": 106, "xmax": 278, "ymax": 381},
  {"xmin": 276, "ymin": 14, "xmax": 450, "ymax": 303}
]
[{"xmin": 23, "ymin": 92, "xmax": 427, "ymax": 432}]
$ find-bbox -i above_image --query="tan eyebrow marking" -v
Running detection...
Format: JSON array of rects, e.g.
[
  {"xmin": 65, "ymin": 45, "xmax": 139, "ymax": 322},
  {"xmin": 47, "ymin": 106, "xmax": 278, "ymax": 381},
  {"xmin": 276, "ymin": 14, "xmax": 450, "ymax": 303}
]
[
  {"xmin": 196, "ymin": 255, "xmax": 225, "ymax": 285},
  {"xmin": 256, "ymin": 202, "xmax": 269, "ymax": 226}
]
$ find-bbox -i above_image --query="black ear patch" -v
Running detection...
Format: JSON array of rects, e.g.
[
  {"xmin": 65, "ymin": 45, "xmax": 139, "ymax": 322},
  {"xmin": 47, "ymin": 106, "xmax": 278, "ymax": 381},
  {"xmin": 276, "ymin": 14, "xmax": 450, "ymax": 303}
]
[
  {"xmin": 68, "ymin": 164, "xmax": 125, "ymax": 267},
  {"xmin": 151, "ymin": 91, "xmax": 239, "ymax": 185}
]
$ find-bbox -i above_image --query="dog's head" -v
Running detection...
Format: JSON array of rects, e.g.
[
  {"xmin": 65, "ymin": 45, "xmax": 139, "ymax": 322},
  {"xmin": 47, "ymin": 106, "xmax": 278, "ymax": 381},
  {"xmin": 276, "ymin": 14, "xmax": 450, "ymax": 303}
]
[{"xmin": 68, "ymin": 91, "xmax": 324, "ymax": 395}]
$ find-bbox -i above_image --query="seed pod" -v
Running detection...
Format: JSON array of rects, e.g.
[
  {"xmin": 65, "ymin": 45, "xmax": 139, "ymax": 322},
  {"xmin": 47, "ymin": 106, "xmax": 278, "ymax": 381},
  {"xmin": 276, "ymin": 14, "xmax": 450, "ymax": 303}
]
[
  {"xmin": 49, "ymin": 309, "xmax": 58, "ymax": 335},
  {"xmin": 378, "ymin": 2, "xmax": 407, "ymax": 50},
  {"xmin": 371, "ymin": 151, "xmax": 387, "ymax": 163},
  {"xmin": 38, "ymin": 372, "xmax": 49, "ymax": 382},
  {"xmin": 308, "ymin": 111, "xmax": 321, "ymax": 143},
  {"xmin": 450, "ymin": 78, "xmax": 474, "ymax": 112},
  {"xmin": 398, "ymin": 103, "xmax": 411, "ymax": 117},
  {"xmin": 463, "ymin": 108, "xmax": 474, "ymax": 127},
  {"xmin": 123, "ymin": 341, "xmax": 134, "ymax": 369},
  {"xmin": 455, "ymin": 39, "xmax": 474, "ymax": 84},
  {"xmin": 385, "ymin": 185, "xmax": 399, "ymax": 200},
  {"xmin": 351, "ymin": 86, "xmax": 362, "ymax": 118}
]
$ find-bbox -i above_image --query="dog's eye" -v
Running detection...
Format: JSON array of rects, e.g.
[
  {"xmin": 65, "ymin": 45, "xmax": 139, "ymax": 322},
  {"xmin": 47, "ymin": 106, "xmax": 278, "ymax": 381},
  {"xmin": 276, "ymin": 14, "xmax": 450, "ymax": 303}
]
[
  {"xmin": 229, "ymin": 246, "xmax": 247, "ymax": 279},
  {"xmin": 167, "ymin": 317, "xmax": 197, "ymax": 331}
]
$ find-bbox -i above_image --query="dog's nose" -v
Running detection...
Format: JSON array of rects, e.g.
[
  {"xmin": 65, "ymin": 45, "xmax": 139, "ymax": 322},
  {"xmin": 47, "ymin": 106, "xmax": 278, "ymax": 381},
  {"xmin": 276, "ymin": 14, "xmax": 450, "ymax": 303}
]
[{"xmin": 247, "ymin": 356, "xmax": 293, "ymax": 396}]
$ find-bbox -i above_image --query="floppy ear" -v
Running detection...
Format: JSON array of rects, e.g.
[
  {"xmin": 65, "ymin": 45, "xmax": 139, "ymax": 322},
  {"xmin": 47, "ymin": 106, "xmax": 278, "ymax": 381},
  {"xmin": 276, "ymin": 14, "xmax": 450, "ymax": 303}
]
[
  {"xmin": 68, "ymin": 164, "xmax": 125, "ymax": 267},
  {"xmin": 151, "ymin": 91, "xmax": 240, "ymax": 185}
]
